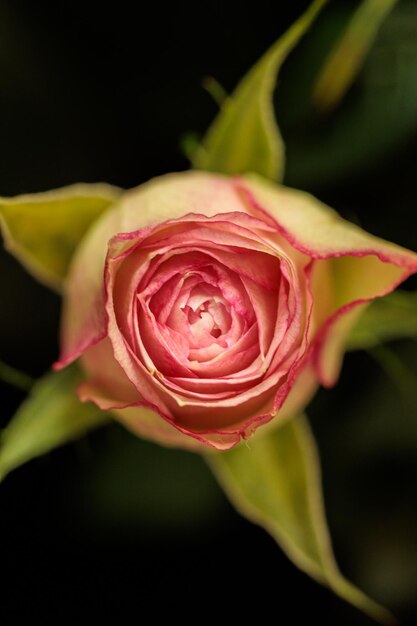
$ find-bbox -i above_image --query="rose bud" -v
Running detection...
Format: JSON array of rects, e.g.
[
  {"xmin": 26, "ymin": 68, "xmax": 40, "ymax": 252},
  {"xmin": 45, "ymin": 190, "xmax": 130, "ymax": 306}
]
[{"xmin": 55, "ymin": 171, "xmax": 417, "ymax": 451}]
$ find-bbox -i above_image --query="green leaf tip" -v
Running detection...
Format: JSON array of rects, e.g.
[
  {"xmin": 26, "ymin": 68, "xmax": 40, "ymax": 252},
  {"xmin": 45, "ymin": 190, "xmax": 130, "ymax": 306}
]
[
  {"xmin": 0, "ymin": 183, "xmax": 121, "ymax": 292},
  {"xmin": 0, "ymin": 364, "xmax": 111, "ymax": 482},
  {"xmin": 208, "ymin": 416, "xmax": 395, "ymax": 625},
  {"xmin": 313, "ymin": 0, "xmax": 399, "ymax": 112},
  {"xmin": 194, "ymin": 0, "xmax": 327, "ymax": 182}
]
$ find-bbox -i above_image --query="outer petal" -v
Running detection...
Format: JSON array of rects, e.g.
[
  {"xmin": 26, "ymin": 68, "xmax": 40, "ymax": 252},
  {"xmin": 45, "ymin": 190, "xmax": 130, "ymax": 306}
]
[
  {"xmin": 79, "ymin": 337, "xmax": 140, "ymax": 405},
  {"xmin": 241, "ymin": 174, "xmax": 417, "ymax": 385},
  {"xmin": 56, "ymin": 171, "xmax": 247, "ymax": 368},
  {"xmin": 86, "ymin": 357, "xmax": 317, "ymax": 452},
  {"xmin": 113, "ymin": 406, "xmax": 207, "ymax": 452}
]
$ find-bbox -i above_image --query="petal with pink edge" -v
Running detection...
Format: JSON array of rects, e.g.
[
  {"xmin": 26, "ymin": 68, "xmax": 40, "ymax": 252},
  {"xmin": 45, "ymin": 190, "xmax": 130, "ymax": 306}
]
[
  {"xmin": 240, "ymin": 174, "xmax": 417, "ymax": 385},
  {"xmin": 57, "ymin": 172, "xmax": 247, "ymax": 369}
]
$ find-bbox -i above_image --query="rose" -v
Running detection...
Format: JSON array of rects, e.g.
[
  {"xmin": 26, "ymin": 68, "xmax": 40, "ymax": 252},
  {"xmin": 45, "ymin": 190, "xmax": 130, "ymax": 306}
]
[{"xmin": 55, "ymin": 171, "xmax": 417, "ymax": 451}]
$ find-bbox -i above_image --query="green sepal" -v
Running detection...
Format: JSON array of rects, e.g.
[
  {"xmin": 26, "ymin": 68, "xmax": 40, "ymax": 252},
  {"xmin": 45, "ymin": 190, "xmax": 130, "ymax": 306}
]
[
  {"xmin": 208, "ymin": 416, "xmax": 394, "ymax": 624},
  {"xmin": 194, "ymin": 0, "xmax": 327, "ymax": 182},
  {"xmin": 0, "ymin": 364, "xmax": 110, "ymax": 482},
  {"xmin": 0, "ymin": 183, "xmax": 121, "ymax": 291}
]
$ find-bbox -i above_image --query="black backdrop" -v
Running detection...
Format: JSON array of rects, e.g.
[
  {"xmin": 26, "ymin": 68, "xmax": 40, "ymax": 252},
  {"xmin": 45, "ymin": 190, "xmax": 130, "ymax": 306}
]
[{"xmin": 2, "ymin": 1, "xmax": 417, "ymax": 623}]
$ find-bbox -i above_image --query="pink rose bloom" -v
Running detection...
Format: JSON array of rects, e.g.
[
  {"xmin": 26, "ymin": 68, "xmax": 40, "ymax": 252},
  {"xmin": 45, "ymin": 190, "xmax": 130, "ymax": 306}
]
[{"xmin": 55, "ymin": 172, "xmax": 417, "ymax": 451}]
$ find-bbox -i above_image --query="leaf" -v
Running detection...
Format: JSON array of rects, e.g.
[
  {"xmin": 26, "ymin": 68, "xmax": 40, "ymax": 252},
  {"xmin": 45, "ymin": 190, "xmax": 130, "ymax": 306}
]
[
  {"xmin": 313, "ymin": 0, "xmax": 399, "ymax": 112},
  {"xmin": 347, "ymin": 290, "xmax": 417, "ymax": 351},
  {"xmin": 208, "ymin": 416, "xmax": 394, "ymax": 624},
  {"xmin": 0, "ymin": 183, "xmax": 121, "ymax": 292},
  {"xmin": 0, "ymin": 364, "xmax": 111, "ymax": 482},
  {"xmin": 193, "ymin": 0, "xmax": 327, "ymax": 182}
]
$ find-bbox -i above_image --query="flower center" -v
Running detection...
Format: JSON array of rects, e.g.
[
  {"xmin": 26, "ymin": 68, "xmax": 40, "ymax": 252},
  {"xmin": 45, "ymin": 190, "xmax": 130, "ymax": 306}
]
[
  {"xmin": 142, "ymin": 261, "xmax": 258, "ymax": 368},
  {"xmin": 182, "ymin": 298, "xmax": 229, "ymax": 342}
]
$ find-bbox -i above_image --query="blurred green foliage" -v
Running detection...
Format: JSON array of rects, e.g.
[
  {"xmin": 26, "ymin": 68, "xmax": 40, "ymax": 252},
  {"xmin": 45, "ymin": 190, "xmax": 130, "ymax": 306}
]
[
  {"xmin": 281, "ymin": 1, "xmax": 417, "ymax": 189},
  {"xmin": 348, "ymin": 291, "xmax": 417, "ymax": 351}
]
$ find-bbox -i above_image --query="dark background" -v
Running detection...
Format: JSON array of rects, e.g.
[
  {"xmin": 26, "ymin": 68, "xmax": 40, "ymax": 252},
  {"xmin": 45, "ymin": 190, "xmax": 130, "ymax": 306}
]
[{"xmin": 1, "ymin": 1, "xmax": 417, "ymax": 623}]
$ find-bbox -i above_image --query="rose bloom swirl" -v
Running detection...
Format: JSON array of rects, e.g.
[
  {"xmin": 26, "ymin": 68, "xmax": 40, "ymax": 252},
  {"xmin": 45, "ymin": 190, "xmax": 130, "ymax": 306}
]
[{"xmin": 55, "ymin": 172, "xmax": 417, "ymax": 451}]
